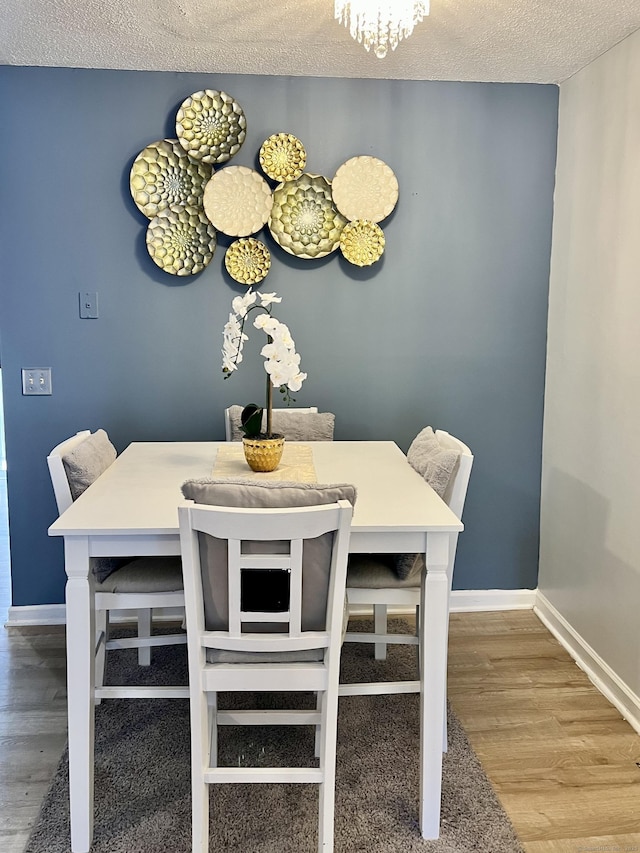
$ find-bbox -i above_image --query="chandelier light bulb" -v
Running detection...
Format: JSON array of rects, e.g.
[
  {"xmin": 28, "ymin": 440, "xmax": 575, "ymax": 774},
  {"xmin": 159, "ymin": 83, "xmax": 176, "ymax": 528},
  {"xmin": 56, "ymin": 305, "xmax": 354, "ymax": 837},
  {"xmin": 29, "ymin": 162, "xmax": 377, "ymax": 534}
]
[{"xmin": 335, "ymin": 0, "xmax": 429, "ymax": 58}]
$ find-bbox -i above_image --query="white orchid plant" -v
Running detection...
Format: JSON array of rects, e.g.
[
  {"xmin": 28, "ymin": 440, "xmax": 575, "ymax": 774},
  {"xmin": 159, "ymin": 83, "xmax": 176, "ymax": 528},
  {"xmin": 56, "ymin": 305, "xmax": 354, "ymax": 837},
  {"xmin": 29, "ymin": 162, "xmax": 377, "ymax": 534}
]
[{"xmin": 222, "ymin": 289, "xmax": 307, "ymax": 438}]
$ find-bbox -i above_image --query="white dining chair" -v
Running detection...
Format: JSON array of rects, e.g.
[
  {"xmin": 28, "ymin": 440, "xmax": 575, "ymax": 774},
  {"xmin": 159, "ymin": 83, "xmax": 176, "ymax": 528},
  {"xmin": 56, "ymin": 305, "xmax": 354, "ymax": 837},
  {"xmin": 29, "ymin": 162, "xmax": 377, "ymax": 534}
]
[
  {"xmin": 47, "ymin": 430, "xmax": 187, "ymax": 698},
  {"xmin": 224, "ymin": 405, "xmax": 336, "ymax": 441},
  {"xmin": 178, "ymin": 489, "xmax": 353, "ymax": 853},
  {"xmin": 342, "ymin": 428, "xmax": 473, "ymax": 746}
]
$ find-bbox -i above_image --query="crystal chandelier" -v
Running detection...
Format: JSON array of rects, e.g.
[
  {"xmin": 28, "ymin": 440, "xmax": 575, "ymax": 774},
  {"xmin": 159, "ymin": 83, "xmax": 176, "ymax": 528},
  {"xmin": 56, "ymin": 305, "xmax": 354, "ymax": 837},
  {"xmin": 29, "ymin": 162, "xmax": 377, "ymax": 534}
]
[{"xmin": 335, "ymin": 1, "xmax": 429, "ymax": 59}]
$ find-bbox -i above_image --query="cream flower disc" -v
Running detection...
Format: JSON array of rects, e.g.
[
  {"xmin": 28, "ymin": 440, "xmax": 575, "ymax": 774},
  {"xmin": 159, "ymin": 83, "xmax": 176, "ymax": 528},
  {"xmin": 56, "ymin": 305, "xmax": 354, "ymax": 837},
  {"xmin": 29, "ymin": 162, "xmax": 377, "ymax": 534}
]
[
  {"xmin": 146, "ymin": 205, "xmax": 217, "ymax": 276},
  {"xmin": 224, "ymin": 238, "xmax": 271, "ymax": 285},
  {"xmin": 339, "ymin": 219, "xmax": 385, "ymax": 267},
  {"xmin": 332, "ymin": 156, "xmax": 399, "ymax": 223},
  {"xmin": 259, "ymin": 133, "xmax": 307, "ymax": 182},
  {"xmin": 203, "ymin": 166, "xmax": 273, "ymax": 237},
  {"xmin": 176, "ymin": 89, "xmax": 246, "ymax": 165}
]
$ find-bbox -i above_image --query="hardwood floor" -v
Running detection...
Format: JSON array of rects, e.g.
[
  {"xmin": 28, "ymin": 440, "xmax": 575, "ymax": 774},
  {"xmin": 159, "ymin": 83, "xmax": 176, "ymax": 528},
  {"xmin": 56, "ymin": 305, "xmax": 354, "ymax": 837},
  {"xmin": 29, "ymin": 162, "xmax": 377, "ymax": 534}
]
[
  {"xmin": 0, "ymin": 470, "xmax": 68, "ymax": 852},
  {"xmin": 1, "ymin": 550, "xmax": 639, "ymax": 852},
  {"xmin": 447, "ymin": 610, "xmax": 640, "ymax": 853}
]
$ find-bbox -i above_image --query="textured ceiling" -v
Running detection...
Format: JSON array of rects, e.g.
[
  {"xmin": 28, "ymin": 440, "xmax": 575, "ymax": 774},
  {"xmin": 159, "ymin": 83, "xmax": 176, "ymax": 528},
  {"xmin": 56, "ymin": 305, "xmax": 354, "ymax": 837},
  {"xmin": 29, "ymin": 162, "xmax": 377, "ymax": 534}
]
[{"xmin": 2, "ymin": 0, "xmax": 640, "ymax": 84}]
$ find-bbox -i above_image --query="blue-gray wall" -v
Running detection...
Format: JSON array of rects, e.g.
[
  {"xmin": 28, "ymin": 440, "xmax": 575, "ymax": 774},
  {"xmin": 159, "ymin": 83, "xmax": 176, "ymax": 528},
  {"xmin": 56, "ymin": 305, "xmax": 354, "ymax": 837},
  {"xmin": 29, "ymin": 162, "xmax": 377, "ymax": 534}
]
[{"xmin": 0, "ymin": 67, "xmax": 558, "ymax": 606}]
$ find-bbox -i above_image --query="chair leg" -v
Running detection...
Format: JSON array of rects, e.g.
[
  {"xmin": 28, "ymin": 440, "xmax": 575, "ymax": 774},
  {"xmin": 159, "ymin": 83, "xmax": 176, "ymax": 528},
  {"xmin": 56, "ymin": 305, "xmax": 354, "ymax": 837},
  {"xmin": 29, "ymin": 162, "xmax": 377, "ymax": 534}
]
[
  {"xmin": 137, "ymin": 608, "xmax": 152, "ymax": 666},
  {"xmin": 442, "ymin": 606, "xmax": 451, "ymax": 753},
  {"xmin": 314, "ymin": 692, "xmax": 322, "ymax": 759},
  {"xmin": 208, "ymin": 692, "xmax": 218, "ymax": 768},
  {"xmin": 443, "ymin": 695, "xmax": 449, "ymax": 753},
  {"xmin": 374, "ymin": 604, "xmax": 387, "ymax": 660},
  {"xmin": 317, "ymin": 687, "xmax": 338, "ymax": 853},
  {"xmin": 95, "ymin": 608, "xmax": 108, "ymax": 706},
  {"xmin": 191, "ymin": 690, "xmax": 211, "ymax": 853}
]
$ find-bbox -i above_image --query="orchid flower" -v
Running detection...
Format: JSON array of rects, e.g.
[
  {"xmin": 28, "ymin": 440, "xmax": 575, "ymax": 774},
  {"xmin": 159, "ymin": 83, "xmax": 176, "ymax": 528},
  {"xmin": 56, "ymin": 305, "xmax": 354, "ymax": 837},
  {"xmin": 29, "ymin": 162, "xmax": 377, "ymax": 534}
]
[{"xmin": 221, "ymin": 288, "xmax": 306, "ymax": 437}]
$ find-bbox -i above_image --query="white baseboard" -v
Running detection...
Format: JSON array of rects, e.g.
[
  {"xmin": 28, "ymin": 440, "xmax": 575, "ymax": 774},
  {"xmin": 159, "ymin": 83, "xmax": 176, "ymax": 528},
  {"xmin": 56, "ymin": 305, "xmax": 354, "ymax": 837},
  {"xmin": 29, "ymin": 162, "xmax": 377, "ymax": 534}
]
[
  {"xmin": 534, "ymin": 591, "xmax": 640, "ymax": 737},
  {"xmin": 6, "ymin": 603, "xmax": 67, "ymax": 626},
  {"xmin": 5, "ymin": 590, "xmax": 536, "ymax": 627},
  {"xmin": 353, "ymin": 588, "xmax": 536, "ymax": 615},
  {"xmin": 5, "ymin": 604, "xmax": 184, "ymax": 627},
  {"xmin": 450, "ymin": 588, "xmax": 536, "ymax": 612}
]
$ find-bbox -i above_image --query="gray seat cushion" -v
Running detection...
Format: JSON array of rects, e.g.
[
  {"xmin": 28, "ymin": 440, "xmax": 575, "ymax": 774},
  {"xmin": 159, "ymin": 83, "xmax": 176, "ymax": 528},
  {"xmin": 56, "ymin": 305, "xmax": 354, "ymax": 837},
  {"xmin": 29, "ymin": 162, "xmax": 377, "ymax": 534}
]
[
  {"xmin": 347, "ymin": 553, "xmax": 423, "ymax": 589},
  {"xmin": 96, "ymin": 556, "xmax": 183, "ymax": 593},
  {"xmin": 227, "ymin": 406, "xmax": 335, "ymax": 442},
  {"xmin": 181, "ymin": 478, "xmax": 356, "ymax": 663}
]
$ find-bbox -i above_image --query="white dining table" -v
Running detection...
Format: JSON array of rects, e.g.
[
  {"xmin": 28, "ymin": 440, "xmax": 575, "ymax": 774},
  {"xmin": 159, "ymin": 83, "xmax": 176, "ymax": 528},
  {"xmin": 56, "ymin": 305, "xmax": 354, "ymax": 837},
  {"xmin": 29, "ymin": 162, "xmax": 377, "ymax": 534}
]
[{"xmin": 49, "ymin": 440, "xmax": 463, "ymax": 852}]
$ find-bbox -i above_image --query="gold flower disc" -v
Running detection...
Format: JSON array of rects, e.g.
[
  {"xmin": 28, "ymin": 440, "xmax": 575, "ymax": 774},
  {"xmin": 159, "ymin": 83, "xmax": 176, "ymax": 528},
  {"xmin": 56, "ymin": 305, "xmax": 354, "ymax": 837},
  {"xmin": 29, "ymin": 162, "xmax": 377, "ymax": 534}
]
[
  {"xmin": 130, "ymin": 139, "xmax": 211, "ymax": 219},
  {"xmin": 176, "ymin": 89, "xmax": 247, "ymax": 165},
  {"xmin": 146, "ymin": 205, "xmax": 217, "ymax": 276},
  {"xmin": 259, "ymin": 133, "xmax": 307, "ymax": 182},
  {"xmin": 268, "ymin": 173, "xmax": 347, "ymax": 259},
  {"xmin": 339, "ymin": 220, "xmax": 385, "ymax": 267},
  {"xmin": 224, "ymin": 238, "xmax": 271, "ymax": 285}
]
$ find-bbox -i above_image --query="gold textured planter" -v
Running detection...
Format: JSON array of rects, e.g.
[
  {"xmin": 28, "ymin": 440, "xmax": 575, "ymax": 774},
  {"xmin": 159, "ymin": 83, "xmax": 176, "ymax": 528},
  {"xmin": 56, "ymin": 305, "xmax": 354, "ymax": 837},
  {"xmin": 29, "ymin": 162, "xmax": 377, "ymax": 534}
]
[{"xmin": 242, "ymin": 435, "xmax": 285, "ymax": 473}]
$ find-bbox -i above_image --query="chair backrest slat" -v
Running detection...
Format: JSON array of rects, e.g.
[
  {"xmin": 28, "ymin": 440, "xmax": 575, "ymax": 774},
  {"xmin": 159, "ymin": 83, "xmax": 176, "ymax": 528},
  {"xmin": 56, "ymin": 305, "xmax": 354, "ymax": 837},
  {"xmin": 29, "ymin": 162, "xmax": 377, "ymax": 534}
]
[
  {"xmin": 288, "ymin": 538, "xmax": 303, "ymax": 638},
  {"xmin": 227, "ymin": 538, "xmax": 242, "ymax": 637},
  {"xmin": 435, "ymin": 429, "xmax": 474, "ymax": 517},
  {"xmin": 188, "ymin": 503, "xmax": 345, "ymax": 542}
]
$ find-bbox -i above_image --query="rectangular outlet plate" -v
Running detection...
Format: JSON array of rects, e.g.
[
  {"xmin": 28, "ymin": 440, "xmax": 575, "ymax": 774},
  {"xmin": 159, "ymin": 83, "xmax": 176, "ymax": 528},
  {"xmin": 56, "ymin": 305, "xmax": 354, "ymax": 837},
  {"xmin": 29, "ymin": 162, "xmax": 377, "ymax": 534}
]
[
  {"xmin": 22, "ymin": 368, "xmax": 52, "ymax": 395},
  {"xmin": 79, "ymin": 291, "xmax": 98, "ymax": 319}
]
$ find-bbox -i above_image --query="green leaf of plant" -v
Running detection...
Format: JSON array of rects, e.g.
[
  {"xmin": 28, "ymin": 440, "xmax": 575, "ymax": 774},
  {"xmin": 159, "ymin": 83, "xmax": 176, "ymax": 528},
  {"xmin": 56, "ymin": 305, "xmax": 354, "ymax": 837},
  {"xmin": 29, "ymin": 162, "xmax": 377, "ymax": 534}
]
[{"xmin": 240, "ymin": 404, "xmax": 263, "ymax": 437}]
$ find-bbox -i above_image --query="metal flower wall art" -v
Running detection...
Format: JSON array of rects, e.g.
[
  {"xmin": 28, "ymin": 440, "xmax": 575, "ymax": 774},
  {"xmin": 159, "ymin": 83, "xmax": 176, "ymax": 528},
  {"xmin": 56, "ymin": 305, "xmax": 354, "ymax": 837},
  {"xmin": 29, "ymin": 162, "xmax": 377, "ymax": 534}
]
[{"xmin": 129, "ymin": 88, "xmax": 399, "ymax": 277}]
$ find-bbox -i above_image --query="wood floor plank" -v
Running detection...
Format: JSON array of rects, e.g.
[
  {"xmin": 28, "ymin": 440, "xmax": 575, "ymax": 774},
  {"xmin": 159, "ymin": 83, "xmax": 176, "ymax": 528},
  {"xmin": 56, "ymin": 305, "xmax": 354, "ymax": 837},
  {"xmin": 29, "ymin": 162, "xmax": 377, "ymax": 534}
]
[
  {"xmin": 0, "ymin": 830, "xmax": 32, "ymax": 853},
  {"xmin": 524, "ymin": 834, "xmax": 640, "ymax": 852},
  {"xmin": 500, "ymin": 786, "xmax": 640, "ymax": 840}
]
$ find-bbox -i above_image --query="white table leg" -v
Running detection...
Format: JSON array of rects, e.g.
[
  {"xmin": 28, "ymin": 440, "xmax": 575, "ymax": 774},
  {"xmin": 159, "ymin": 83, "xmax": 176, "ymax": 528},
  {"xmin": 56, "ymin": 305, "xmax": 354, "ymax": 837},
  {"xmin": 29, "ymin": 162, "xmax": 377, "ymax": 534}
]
[
  {"xmin": 65, "ymin": 537, "xmax": 96, "ymax": 853},
  {"xmin": 419, "ymin": 532, "xmax": 450, "ymax": 840}
]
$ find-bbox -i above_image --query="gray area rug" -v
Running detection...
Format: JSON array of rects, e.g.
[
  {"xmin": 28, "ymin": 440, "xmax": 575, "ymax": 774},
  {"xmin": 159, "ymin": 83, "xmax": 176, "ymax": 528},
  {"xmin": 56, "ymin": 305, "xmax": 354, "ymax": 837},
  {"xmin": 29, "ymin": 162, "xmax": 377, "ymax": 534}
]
[{"xmin": 26, "ymin": 620, "xmax": 524, "ymax": 852}]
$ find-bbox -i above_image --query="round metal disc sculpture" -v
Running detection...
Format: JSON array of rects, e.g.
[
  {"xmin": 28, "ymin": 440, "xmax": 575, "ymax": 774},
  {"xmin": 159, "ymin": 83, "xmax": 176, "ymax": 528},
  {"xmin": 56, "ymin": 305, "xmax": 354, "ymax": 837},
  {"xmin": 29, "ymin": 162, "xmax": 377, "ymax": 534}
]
[
  {"xmin": 224, "ymin": 238, "xmax": 271, "ymax": 285},
  {"xmin": 339, "ymin": 219, "xmax": 385, "ymax": 266},
  {"xmin": 332, "ymin": 155, "xmax": 399, "ymax": 222},
  {"xmin": 146, "ymin": 205, "xmax": 217, "ymax": 276},
  {"xmin": 130, "ymin": 139, "xmax": 211, "ymax": 219},
  {"xmin": 203, "ymin": 166, "xmax": 273, "ymax": 237},
  {"xmin": 176, "ymin": 89, "xmax": 247, "ymax": 165},
  {"xmin": 268, "ymin": 174, "xmax": 347, "ymax": 259},
  {"xmin": 259, "ymin": 133, "xmax": 307, "ymax": 182}
]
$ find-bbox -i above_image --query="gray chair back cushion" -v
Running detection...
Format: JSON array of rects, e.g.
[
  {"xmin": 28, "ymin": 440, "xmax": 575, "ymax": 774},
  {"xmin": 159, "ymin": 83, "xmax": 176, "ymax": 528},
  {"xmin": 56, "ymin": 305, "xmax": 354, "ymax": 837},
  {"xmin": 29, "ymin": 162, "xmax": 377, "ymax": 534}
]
[
  {"xmin": 61, "ymin": 429, "xmax": 123, "ymax": 583},
  {"xmin": 181, "ymin": 479, "xmax": 356, "ymax": 633},
  {"xmin": 406, "ymin": 426, "xmax": 460, "ymax": 499},
  {"xmin": 62, "ymin": 429, "xmax": 117, "ymax": 500},
  {"xmin": 227, "ymin": 406, "xmax": 335, "ymax": 442}
]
